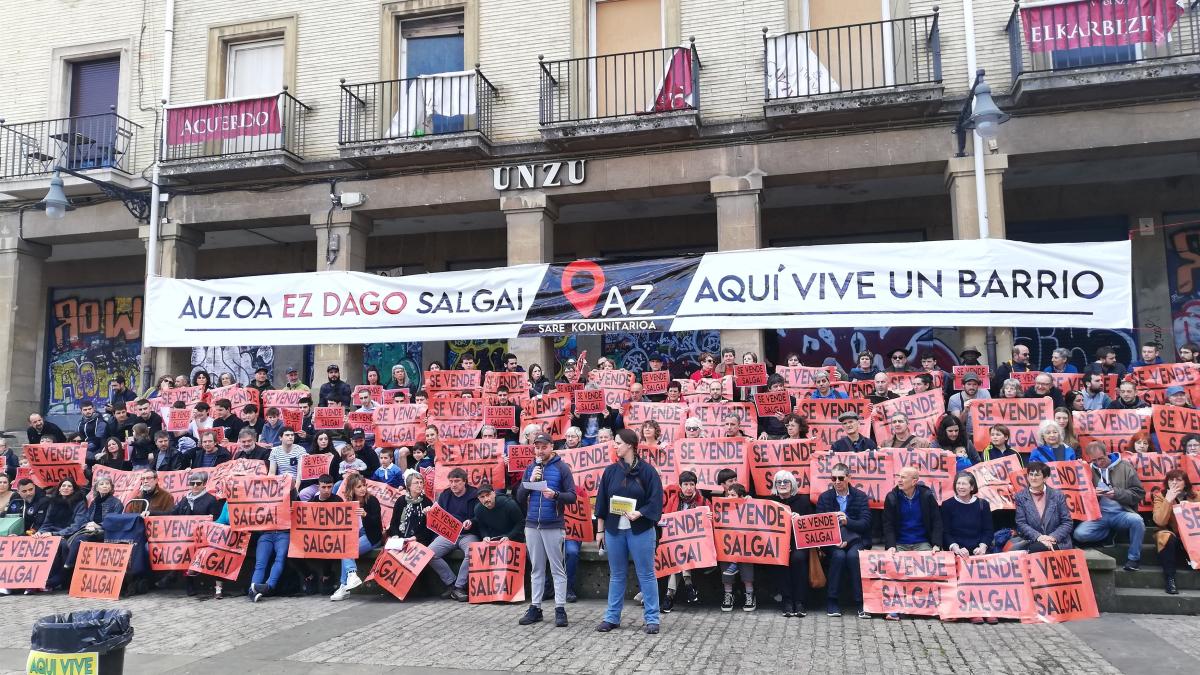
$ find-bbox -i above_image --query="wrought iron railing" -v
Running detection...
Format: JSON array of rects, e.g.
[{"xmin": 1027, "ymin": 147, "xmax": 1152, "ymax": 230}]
[
  {"xmin": 0, "ymin": 109, "xmax": 140, "ymax": 179},
  {"xmin": 1007, "ymin": 0, "xmax": 1200, "ymax": 79},
  {"xmin": 161, "ymin": 88, "xmax": 310, "ymax": 162},
  {"xmin": 764, "ymin": 13, "xmax": 941, "ymax": 100},
  {"xmin": 539, "ymin": 40, "xmax": 702, "ymax": 125},
  {"xmin": 339, "ymin": 67, "xmax": 498, "ymax": 144}
]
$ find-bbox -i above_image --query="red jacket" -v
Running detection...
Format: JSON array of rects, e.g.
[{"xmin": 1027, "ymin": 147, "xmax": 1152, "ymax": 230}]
[{"xmin": 663, "ymin": 484, "xmax": 710, "ymax": 513}]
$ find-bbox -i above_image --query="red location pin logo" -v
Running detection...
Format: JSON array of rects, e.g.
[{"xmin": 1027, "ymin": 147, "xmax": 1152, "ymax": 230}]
[{"xmin": 561, "ymin": 260, "xmax": 605, "ymax": 318}]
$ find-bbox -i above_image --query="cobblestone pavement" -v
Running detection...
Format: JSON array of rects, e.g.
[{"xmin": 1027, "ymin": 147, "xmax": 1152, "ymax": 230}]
[{"xmin": 2, "ymin": 592, "xmax": 1195, "ymax": 674}]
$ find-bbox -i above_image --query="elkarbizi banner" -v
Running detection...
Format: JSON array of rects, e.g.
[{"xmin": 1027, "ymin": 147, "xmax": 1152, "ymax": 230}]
[{"xmin": 145, "ymin": 239, "xmax": 1132, "ymax": 346}]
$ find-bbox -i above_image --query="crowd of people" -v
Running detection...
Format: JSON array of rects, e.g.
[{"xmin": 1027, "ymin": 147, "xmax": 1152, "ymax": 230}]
[{"xmin": 7, "ymin": 340, "xmax": 1198, "ymax": 633}]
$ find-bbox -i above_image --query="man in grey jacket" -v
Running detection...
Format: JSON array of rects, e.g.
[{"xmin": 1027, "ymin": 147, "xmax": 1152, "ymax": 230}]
[{"xmin": 1072, "ymin": 441, "xmax": 1146, "ymax": 571}]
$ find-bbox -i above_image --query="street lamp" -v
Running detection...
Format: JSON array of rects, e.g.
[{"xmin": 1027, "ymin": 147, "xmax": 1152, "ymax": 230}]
[
  {"xmin": 955, "ymin": 69, "xmax": 1010, "ymax": 157},
  {"xmin": 36, "ymin": 166, "xmax": 151, "ymax": 223}
]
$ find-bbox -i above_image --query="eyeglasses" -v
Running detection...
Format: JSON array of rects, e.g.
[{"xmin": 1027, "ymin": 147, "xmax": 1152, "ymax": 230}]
[
  {"xmin": 685, "ymin": 426, "xmax": 701, "ymax": 432},
  {"xmin": 892, "ymin": 356, "xmax": 905, "ymax": 361},
  {"xmin": 188, "ymin": 481, "xmax": 204, "ymax": 486},
  {"xmin": 830, "ymin": 476, "xmax": 848, "ymax": 482}
]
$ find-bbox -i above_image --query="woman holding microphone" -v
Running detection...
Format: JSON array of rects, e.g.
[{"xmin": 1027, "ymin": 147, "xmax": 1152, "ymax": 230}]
[{"xmin": 594, "ymin": 429, "xmax": 664, "ymax": 634}]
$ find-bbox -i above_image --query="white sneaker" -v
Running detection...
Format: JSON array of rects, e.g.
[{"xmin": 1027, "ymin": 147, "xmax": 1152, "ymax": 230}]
[
  {"xmin": 635, "ymin": 591, "xmax": 644, "ymax": 605},
  {"xmin": 343, "ymin": 571, "xmax": 362, "ymax": 592},
  {"xmin": 330, "ymin": 585, "xmax": 348, "ymax": 602},
  {"xmin": 0, "ymin": 588, "xmax": 10, "ymax": 595}
]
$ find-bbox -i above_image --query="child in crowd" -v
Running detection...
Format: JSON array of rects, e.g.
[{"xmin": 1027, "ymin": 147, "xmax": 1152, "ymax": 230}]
[{"xmin": 373, "ymin": 448, "xmax": 404, "ymax": 488}]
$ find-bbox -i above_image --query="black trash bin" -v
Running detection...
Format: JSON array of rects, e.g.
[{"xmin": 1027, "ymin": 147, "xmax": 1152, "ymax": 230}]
[{"xmin": 29, "ymin": 609, "xmax": 133, "ymax": 674}]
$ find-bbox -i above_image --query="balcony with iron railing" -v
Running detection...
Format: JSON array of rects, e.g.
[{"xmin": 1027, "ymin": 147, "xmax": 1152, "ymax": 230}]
[
  {"xmin": 538, "ymin": 40, "xmax": 702, "ymax": 149},
  {"xmin": 338, "ymin": 67, "xmax": 498, "ymax": 166},
  {"xmin": 158, "ymin": 88, "xmax": 311, "ymax": 181},
  {"xmin": 1006, "ymin": 0, "xmax": 1200, "ymax": 106},
  {"xmin": 0, "ymin": 109, "xmax": 142, "ymax": 197},
  {"xmin": 762, "ymin": 12, "xmax": 943, "ymax": 128}
]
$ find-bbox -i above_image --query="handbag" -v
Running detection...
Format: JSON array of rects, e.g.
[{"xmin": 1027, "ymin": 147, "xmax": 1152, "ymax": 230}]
[{"xmin": 808, "ymin": 548, "xmax": 826, "ymax": 588}]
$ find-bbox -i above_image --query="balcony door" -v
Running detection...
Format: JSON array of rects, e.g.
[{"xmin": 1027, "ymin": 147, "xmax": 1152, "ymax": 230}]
[
  {"xmin": 807, "ymin": 0, "xmax": 892, "ymax": 91},
  {"xmin": 67, "ymin": 57, "xmax": 120, "ymax": 170},
  {"xmin": 591, "ymin": 0, "xmax": 664, "ymax": 117},
  {"xmin": 224, "ymin": 39, "xmax": 284, "ymax": 153},
  {"xmin": 397, "ymin": 14, "xmax": 466, "ymax": 136}
]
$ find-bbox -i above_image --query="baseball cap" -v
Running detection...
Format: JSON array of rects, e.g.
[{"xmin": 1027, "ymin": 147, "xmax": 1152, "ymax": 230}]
[
  {"xmin": 350, "ymin": 429, "xmax": 366, "ymax": 440},
  {"xmin": 961, "ymin": 372, "xmax": 982, "ymax": 384},
  {"xmin": 648, "ymin": 354, "xmax": 663, "ymax": 362},
  {"xmin": 837, "ymin": 410, "xmax": 860, "ymax": 422},
  {"xmin": 1166, "ymin": 385, "xmax": 1186, "ymax": 396},
  {"xmin": 533, "ymin": 433, "xmax": 553, "ymax": 444},
  {"xmin": 286, "ymin": 366, "xmax": 298, "ymax": 374},
  {"xmin": 327, "ymin": 364, "xmax": 340, "ymax": 372},
  {"xmin": 255, "ymin": 367, "xmax": 269, "ymax": 374}
]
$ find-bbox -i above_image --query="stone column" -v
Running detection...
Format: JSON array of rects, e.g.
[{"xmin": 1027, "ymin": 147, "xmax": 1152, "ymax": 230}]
[
  {"xmin": 713, "ymin": 172, "xmax": 766, "ymax": 360},
  {"xmin": 141, "ymin": 222, "xmax": 205, "ymax": 382},
  {"xmin": 503, "ymin": 191, "xmax": 557, "ymax": 371},
  {"xmin": 0, "ymin": 235, "xmax": 50, "ymax": 435},
  {"xmin": 945, "ymin": 153, "xmax": 1012, "ymax": 366},
  {"xmin": 312, "ymin": 210, "xmax": 372, "ymax": 386}
]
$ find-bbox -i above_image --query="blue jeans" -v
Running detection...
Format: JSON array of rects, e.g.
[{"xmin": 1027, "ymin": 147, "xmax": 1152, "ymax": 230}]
[
  {"xmin": 252, "ymin": 531, "xmax": 290, "ymax": 592},
  {"xmin": 604, "ymin": 528, "xmax": 659, "ymax": 625},
  {"xmin": 826, "ymin": 542, "xmax": 864, "ymax": 607},
  {"xmin": 1073, "ymin": 498, "xmax": 1145, "ymax": 562},
  {"xmin": 340, "ymin": 532, "xmax": 374, "ymax": 584}
]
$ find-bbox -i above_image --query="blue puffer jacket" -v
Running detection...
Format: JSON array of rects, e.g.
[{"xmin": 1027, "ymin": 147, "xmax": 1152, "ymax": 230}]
[{"xmin": 515, "ymin": 454, "xmax": 577, "ymax": 529}]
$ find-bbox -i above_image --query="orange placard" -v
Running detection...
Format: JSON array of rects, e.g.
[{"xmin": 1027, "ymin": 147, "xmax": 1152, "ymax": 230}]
[
  {"xmin": 483, "ymin": 405, "xmax": 516, "ymax": 431},
  {"xmin": 145, "ymin": 516, "xmax": 208, "ymax": 572},
  {"xmin": 639, "ymin": 442, "xmax": 678, "ymax": 488},
  {"xmin": 573, "ymin": 389, "xmax": 607, "ymax": 416},
  {"xmin": 689, "ymin": 402, "xmax": 757, "ymax": 438},
  {"xmin": 810, "ymin": 451, "xmax": 895, "ymax": 509},
  {"xmin": 623, "ymin": 402, "xmax": 689, "ymax": 443},
  {"xmin": 69, "ymin": 542, "xmax": 131, "ymax": 600},
  {"xmin": 364, "ymin": 479, "xmax": 404, "ymax": 527},
  {"xmin": 563, "ymin": 491, "xmax": 594, "ymax": 543},
  {"xmin": 261, "ymin": 389, "xmax": 308, "ymax": 409},
  {"xmin": 226, "ymin": 475, "xmax": 292, "ymax": 531},
  {"xmin": 1151, "ymin": 404, "xmax": 1200, "ymax": 453},
  {"xmin": 794, "ymin": 399, "xmax": 872, "ymax": 448},
  {"xmin": 792, "ymin": 511, "xmax": 842, "ymax": 550},
  {"xmin": 1125, "ymin": 452, "xmax": 1179, "ymax": 512},
  {"xmin": 872, "ymin": 391, "xmax": 945, "ymax": 443},
  {"xmin": 1075, "ymin": 409, "xmax": 1150, "ymax": 454},
  {"xmin": 427, "ymin": 397, "xmax": 486, "ymax": 423},
  {"xmin": 641, "ymin": 370, "xmax": 671, "ymax": 395},
  {"xmin": 892, "ymin": 448, "xmax": 956, "ymax": 504},
  {"xmin": 965, "ymin": 454, "xmax": 1024, "ymax": 511},
  {"xmin": 424, "ymin": 370, "xmax": 481, "ymax": 392},
  {"xmin": 189, "ymin": 522, "xmax": 251, "ymax": 581},
  {"xmin": 1023, "ymin": 549, "xmax": 1100, "ymax": 623},
  {"xmin": 969, "ymin": 398, "xmax": 1055, "ymax": 453},
  {"xmin": 654, "ymin": 507, "xmax": 717, "ymax": 578},
  {"xmin": 674, "ymin": 437, "xmax": 749, "ymax": 492},
  {"xmin": 346, "ymin": 411, "xmax": 375, "ymax": 434},
  {"xmin": 382, "ymin": 388, "xmax": 409, "ymax": 404},
  {"xmin": 368, "ymin": 541, "xmax": 434, "ymax": 601},
  {"xmin": 301, "ymin": 453, "xmax": 331, "ymax": 481},
  {"xmin": 90, "ymin": 465, "xmax": 140, "ymax": 504},
  {"xmin": 753, "ymin": 390, "xmax": 791, "ymax": 418},
  {"xmin": 426, "ymin": 503, "xmax": 464, "ymax": 542},
  {"xmin": 467, "ymin": 540, "xmax": 527, "ymax": 603},
  {"xmin": 1172, "ymin": 501, "xmax": 1200, "ymax": 569},
  {"xmin": 711, "ymin": 497, "xmax": 790, "ymax": 565},
  {"xmin": 165, "ymin": 407, "xmax": 192, "ymax": 432},
  {"xmin": 160, "ymin": 386, "xmax": 203, "ymax": 407},
  {"xmin": 942, "ymin": 551, "xmax": 1035, "ymax": 621},
  {"xmin": 23, "ymin": 443, "xmax": 87, "ymax": 488},
  {"xmin": 439, "ymin": 439, "xmax": 506, "ymax": 489},
  {"xmin": 521, "ymin": 393, "xmax": 572, "ymax": 441},
  {"xmin": 0, "ymin": 536, "xmax": 61, "ymax": 590},
  {"xmin": 1131, "ymin": 363, "xmax": 1200, "ymax": 405},
  {"xmin": 209, "ymin": 385, "xmax": 259, "ymax": 411},
  {"xmin": 288, "ymin": 501, "xmax": 358, "ymax": 559},
  {"xmin": 156, "ymin": 469, "xmax": 196, "ymax": 503},
  {"xmin": 677, "ymin": 377, "xmax": 733, "ymax": 405},
  {"xmin": 558, "ymin": 442, "xmax": 614, "ymax": 498},
  {"xmin": 859, "ymin": 550, "xmax": 957, "ymax": 617},
  {"xmin": 952, "ymin": 365, "xmax": 991, "ymax": 390},
  {"xmin": 280, "ymin": 408, "xmax": 304, "ymax": 433},
  {"xmin": 1011, "ymin": 461, "xmax": 1102, "ymax": 521},
  {"xmin": 588, "ymin": 369, "xmax": 633, "ymax": 410},
  {"xmin": 507, "ymin": 444, "xmax": 535, "ymax": 475},
  {"xmin": 748, "ymin": 439, "xmax": 816, "ymax": 496},
  {"xmin": 483, "ymin": 371, "xmax": 526, "ymax": 396},
  {"xmin": 734, "ymin": 363, "xmax": 768, "ymax": 388},
  {"xmin": 312, "ymin": 406, "xmax": 346, "ymax": 430},
  {"xmin": 775, "ymin": 365, "xmax": 838, "ymax": 390},
  {"xmin": 205, "ymin": 458, "xmax": 268, "ymax": 500},
  {"xmin": 353, "ymin": 384, "xmax": 384, "ymax": 404}
]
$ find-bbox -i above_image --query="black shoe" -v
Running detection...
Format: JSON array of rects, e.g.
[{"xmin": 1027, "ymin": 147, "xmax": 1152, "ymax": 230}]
[
  {"xmin": 301, "ymin": 577, "xmax": 317, "ymax": 595},
  {"xmin": 781, "ymin": 601, "xmax": 794, "ymax": 617},
  {"xmin": 440, "ymin": 585, "xmax": 455, "ymax": 599},
  {"xmin": 1166, "ymin": 577, "xmax": 1179, "ymax": 595},
  {"xmin": 555, "ymin": 607, "xmax": 568, "ymax": 628},
  {"xmin": 826, "ymin": 603, "xmax": 842, "ymax": 617},
  {"xmin": 795, "ymin": 603, "xmax": 807, "ymax": 618},
  {"xmin": 721, "ymin": 591, "xmax": 735, "ymax": 612},
  {"xmin": 1123, "ymin": 560, "xmax": 1140, "ymax": 572},
  {"xmin": 743, "ymin": 592, "xmax": 757, "ymax": 612},
  {"xmin": 566, "ymin": 591, "xmax": 578, "ymax": 603},
  {"xmin": 685, "ymin": 583, "xmax": 700, "ymax": 604},
  {"xmin": 662, "ymin": 592, "xmax": 675, "ymax": 613},
  {"xmin": 518, "ymin": 605, "xmax": 543, "ymax": 625},
  {"xmin": 449, "ymin": 587, "xmax": 469, "ymax": 602},
  {"xmin": 643, "ymin": 623, "xmax": 659, "ymax": 635},
  {"xmin": 595, "ymin": 620, "xmax": 618, "ymax": 632}
]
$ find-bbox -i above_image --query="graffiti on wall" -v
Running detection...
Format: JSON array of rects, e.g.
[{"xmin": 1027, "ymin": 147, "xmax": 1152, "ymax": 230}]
[
  {"xmin": 603, "ymin": 331, "xmax": 721, "ymax": 378},
  {"xmin": 1013, "ymin": 327, "xmax": 1136, "ymax": 372},
  {"xmin": 771, "ymin": 327, "xmax": 958, "ymax": 373},
  {"xmin": 445, "ymin": 337, "xmax": 576, "ymax": 379},
  {"xmin": 1167, "ymin": 220, "xmax": 1200, "ymax": 350},
  {"xmin": 46, "ymin": 287, "xmax": 143, "ymax": 425},
  {"xmin": 190, "ymin": 347, "xmax": 275, "ymax": 385},
  {"xmin": 364, "ymin": 342, "xmax": 424, "ymax": 391}
]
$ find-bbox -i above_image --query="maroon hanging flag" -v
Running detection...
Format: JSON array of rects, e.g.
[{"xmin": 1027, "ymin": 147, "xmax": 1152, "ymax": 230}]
[{"xmin": 1021, "ymin": 0, "xmax": 1187, "ymax": 53}]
